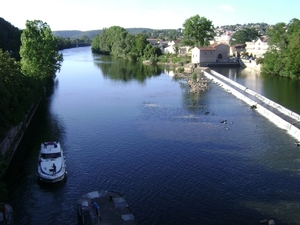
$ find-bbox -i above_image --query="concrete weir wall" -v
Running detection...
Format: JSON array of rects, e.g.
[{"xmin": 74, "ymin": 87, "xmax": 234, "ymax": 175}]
[
  {"xmin": 203, "ymin": 70, "xmax": 300, "ymax": 142},
  {"xmin": 0, "ymin": 99, "xmax": 41, "ymax": 163}
]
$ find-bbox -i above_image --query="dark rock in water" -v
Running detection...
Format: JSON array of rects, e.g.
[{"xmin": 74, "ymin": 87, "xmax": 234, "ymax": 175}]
[
  {"xmin": 268, "ymin": 220, "xmax": 275, "ymax": 225},
  {"xmin": 260, "ymin": 219, "xmax": 268, "ymax": 224},
  {"xmin": 251, "ymin": 104, "xmax": 257, "ymax": 109}
]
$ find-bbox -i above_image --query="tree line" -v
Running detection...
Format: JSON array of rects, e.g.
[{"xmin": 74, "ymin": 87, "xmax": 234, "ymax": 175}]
[
  {"xmin": 91, "ymin": 26, "xmax": 163, "ymax": 62},
  {"xmin": 0, "ymin": 19, "xmax": 63, "ymax": 200}
]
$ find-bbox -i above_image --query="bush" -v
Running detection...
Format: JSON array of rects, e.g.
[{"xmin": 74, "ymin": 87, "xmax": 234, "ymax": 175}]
[
  {"xmin": 176, "ymin": 67, "xmax": 184, "ymax": 73},
  {"xmin": 256, "ymin": 57, "xmax": 264, "ymax": 65}
]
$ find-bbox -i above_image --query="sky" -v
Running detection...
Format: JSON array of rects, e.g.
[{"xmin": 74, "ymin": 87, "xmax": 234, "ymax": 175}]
[{"xmin": 1, "ymin": 0, "xmax": 299, "ymax": 31}]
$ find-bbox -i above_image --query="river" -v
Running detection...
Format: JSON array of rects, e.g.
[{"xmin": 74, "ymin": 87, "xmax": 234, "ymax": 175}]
[{"xmin": 4, "ymin": 46, "xmax": 300, "ymax": 225}]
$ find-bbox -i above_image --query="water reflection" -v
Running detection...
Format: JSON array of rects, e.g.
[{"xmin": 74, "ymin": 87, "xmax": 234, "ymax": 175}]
[{"xmin": 93, "ymin": 55, "xmax": 163, "ymax": 82}]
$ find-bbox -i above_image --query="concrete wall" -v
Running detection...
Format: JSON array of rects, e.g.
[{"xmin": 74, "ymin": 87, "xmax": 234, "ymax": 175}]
[
  {"xmin": 203, "ymin": 70, "xmax": 300, "ymax": 141},
  {"xmin": 0, "ymin": 99, "xmax": 41, "ymax": 163}
]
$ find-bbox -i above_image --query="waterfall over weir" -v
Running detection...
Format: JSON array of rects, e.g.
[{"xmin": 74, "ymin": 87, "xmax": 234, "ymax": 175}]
[{"xmin": 203, "ymin": 69, "xmax": 300, "ymax": 142}]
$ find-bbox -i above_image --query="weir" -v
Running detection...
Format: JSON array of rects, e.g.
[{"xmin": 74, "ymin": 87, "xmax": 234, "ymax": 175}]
[{"xmin": 202, "ymin": 69, "xmax": 300, "ymax": 142}]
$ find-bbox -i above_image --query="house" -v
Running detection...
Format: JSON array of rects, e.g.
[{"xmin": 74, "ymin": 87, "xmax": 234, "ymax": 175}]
[
  {"xmin": 191, "ymin": 43, "xmax": 230, "ymax": 65},
  {"xmin": 147, "ymin": 38, "xmax": 159, "ymax": 45},
  {"xmin": 214, "ymin": 31, "xmax": 233, "ymax": 45},
  {"xmin": 245, "ymin": 36, "xmax": 269, "ymax": 57},
  {"xmin": 163, "ymin": 40, "xmax": 181, "ymax": 54}
]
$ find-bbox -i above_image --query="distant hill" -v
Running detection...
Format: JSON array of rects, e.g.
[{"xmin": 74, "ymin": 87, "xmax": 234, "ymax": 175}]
[
  {"xmin": 52, "ymin": 30, "xmax": 102, "ymax": 39},
  {"xmin": 52, "ymin": 28, "xmax": 155, "ymax": 39}
]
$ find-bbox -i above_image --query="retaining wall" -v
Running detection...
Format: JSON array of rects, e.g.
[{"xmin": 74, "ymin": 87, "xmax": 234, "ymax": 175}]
[
  {"xmin": 203, "ymin": 70, "xmax": 300, "ymax": 141},
  {"xmin": 0, "ymin": 99, "xmax": 41, "ymax": 163}
]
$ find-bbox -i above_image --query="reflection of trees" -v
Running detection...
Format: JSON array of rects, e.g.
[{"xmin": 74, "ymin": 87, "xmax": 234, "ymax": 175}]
[{"xmin": 93, "ymin": 55, "xmax": 163, "ymax": 82}]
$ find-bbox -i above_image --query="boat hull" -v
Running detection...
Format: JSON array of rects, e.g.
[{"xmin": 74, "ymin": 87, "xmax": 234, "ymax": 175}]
[{"xmin": 37, "ymin": 171, "xmax": 67, "ymax": 183}]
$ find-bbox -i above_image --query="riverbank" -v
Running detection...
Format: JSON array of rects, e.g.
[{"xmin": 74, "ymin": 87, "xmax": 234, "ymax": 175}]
[{"xmin": 0, "ymin": 99, "xmax": 41, "ymax": 163}]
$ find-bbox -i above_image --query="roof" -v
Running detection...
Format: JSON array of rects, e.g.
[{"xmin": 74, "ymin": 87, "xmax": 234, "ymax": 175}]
[
  {"xmin": 194, "ymin": 43, "xmax": 229, "ymax": 51},
  {"xmin": 231, "ymin": 44, "xmax": 246, "ymax": 48},
  {"xmin": 259, "ymin": 36, "xmax": 270, "ymax": 42}
]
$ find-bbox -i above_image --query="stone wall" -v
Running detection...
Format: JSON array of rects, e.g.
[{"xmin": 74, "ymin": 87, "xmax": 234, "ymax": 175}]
[
  {"xmin": 0, "ymin": 99, "xmax": 41, "ymax": 163},
  {"xmin": 239, "ymin": 58, "xmax": 261, "ymax": 71}
]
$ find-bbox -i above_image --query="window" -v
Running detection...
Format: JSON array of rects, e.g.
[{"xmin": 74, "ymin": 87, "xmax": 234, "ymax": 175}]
[{"xmin": 41, "ymin": 152, "xmax": 61, "ymax": 159}]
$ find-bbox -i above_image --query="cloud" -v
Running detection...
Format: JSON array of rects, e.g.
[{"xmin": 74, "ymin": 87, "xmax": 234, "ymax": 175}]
[{"xmin": 219, "ymin": 5, "xmax": 235, "ymax": 12}]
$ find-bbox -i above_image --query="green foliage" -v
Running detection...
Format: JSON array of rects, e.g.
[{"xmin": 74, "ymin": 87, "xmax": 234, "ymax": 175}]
[
  {"xmin": 20, "ymin": 20, "xmax": 63, "ymax": 84},
  {"xmin": 230, "ymin": 28, "xmax": 260, "ymax": 45},
  {"xmin": 191, "ymin": 72, "xmax": 197, "ymax": 81},
  {"xmin": 0, "ymin": 50, "xmax": 40, "ymax": 137},
  {"xmin": 157, "ymin": 54, "xmax": 190, "ymax": 65},
  {"xmin": 262, "ymin": 18, "xmax": 300, "ymax": 79},
  {"xmin": 57, "ymin": 36, "xmax": 91, "ymax": 50},
  {"xmin": 176, "ymin": 67, "xmax": 184, "ymax": 73},
  {"xmin": 182, "ymin": 15, "xmax": 215, "ymax": 47},
  {"xmin": 92, "ymin": 26, "xmax": 162, "ymax": 62}
]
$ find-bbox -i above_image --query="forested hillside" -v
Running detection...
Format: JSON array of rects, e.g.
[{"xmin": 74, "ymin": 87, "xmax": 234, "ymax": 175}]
[
  {"xmin": 53, "ymin": 29, "xmax": 102, "ymax": 39},
  {"xmin": 0, "ymin": 17, "xmax": 21, "ymax": 59},
  {"xmin": 52, "ymin": 28, "xmax": 182, "ymax": 40}
]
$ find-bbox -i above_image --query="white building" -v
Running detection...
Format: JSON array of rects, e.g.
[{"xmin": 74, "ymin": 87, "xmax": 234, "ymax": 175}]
[
  {"xmin": 245, "ymin": 36, "xmax": 269, "ymax": 57},
  {"xmin": 191, "ymin": 43, "xmax": 230, "ymax": 65}
]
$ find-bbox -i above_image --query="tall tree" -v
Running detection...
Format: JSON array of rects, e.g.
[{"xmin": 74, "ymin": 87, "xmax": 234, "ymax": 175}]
[
  {"xmin": 182, "ymin": 15, "xmax": 215, "ymax": 47},
  {"xmin": 230, "ymin": 28, "xmax": 260, "ymax": 45},
  {"xmin": 20, "ymin": 20, "xmax": 63, "ymax": 82}
]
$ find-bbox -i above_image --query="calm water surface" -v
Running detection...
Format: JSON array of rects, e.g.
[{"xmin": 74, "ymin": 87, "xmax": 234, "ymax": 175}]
[{"xmin": 5, "ymin": 47, "xmax": 300, "ymax": 225}]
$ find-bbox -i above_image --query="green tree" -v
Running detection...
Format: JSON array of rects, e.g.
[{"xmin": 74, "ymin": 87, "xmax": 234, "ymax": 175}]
[
  {"xmin": 262, "ymin": 18, "xmax": 300, "ymax": 79},
  {"xmin": 230, "ymin": 28, "xmax": 260, "ymax": 45},
  {"xmin": 92, "ymin": 26, "xmax": 162, "ymax": 62},
  {"xmin": 20, "ymin": 20, "xmax": 63, "ymax": 83},
  {"xmin": 130, "ymin": 33, "xmax": 149, "ymax": 59},
  {"xmin": 111, "ymin": 31, "xmax": 133, "ymax": 59},
  {"xmin": 92, "ymin": 26, "xmax": 128, "ymax": 55},
  {"xmin": 182, "ymin": 15, "xmax": 215, "ymax": 47}
]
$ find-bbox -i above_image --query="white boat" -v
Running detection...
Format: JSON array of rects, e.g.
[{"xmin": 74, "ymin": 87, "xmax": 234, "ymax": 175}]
[{"xmin": 37, "ymin": 141, "xmax": 67, "ymax": 183}]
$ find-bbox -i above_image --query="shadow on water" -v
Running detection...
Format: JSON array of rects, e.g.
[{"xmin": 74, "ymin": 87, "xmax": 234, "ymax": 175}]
[
  {"xmin": 4, "ymin": 79, "xmax": 66, "ymax": 184},
  {"xmin": 37, "ymin": 178, "xmax": 67, "ymax": 191}
]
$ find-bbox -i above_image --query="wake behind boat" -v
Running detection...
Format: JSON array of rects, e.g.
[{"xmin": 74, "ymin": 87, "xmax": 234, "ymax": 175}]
[{"xmin": 37, "ymin": 141, "xmax": 67, "ymax": 183}]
